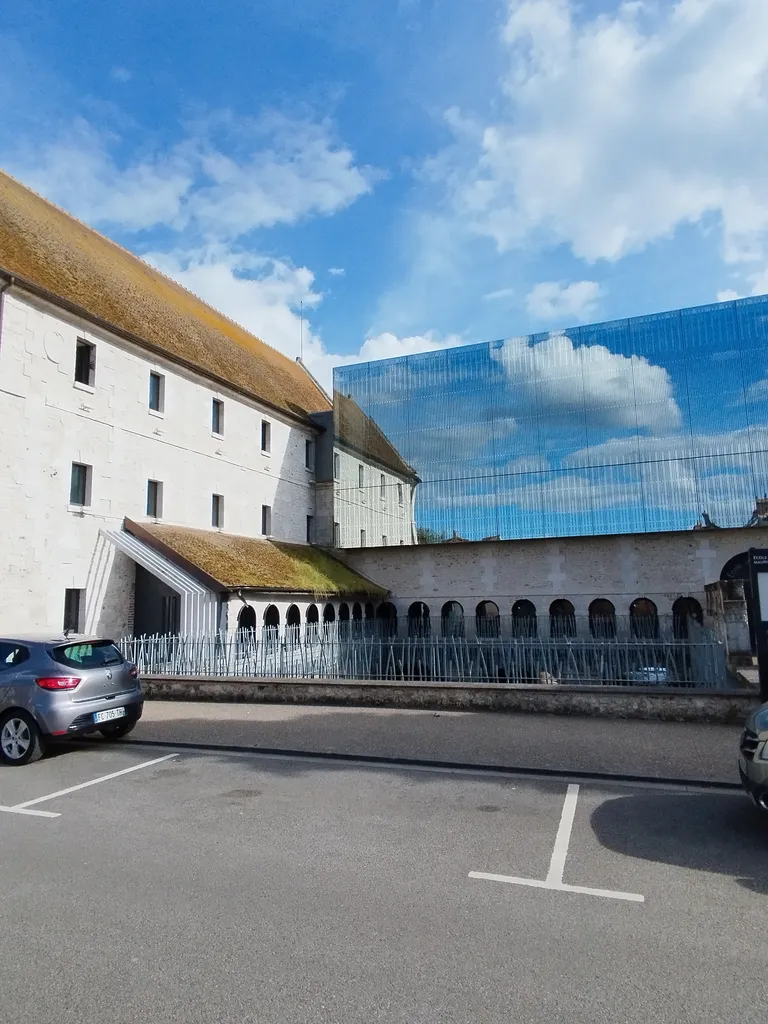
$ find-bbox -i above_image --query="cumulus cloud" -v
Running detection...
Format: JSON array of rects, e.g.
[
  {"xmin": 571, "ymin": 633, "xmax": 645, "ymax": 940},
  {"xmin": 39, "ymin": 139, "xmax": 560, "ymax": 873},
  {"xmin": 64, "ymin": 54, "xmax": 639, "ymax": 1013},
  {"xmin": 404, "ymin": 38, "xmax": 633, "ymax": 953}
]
[
  {"xmin": 525, "ymin": 280, "xmax": 601, "ymax": 321},
  {"xmin": 4, "ymin": 111, "xmax": 378, "ymax": 238},
  {"xmin": 438, "ymin": 0, "xmax": 768, "ymax": 270},
  {"xmin": 491, "ymin": 330, "xmax": 681, "ymax": 432}
]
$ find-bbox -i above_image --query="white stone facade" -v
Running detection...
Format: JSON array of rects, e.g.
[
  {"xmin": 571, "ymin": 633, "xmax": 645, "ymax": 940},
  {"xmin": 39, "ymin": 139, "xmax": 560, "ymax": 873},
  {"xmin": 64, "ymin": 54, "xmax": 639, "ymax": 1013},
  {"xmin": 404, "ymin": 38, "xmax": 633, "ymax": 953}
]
[
  {"xmin": 331, "ymin": 447, "xmax": 416, "ymax": 549},
  {"xmin": 0, "ymin": 288, "xmax": 318, "ymax": 637}
]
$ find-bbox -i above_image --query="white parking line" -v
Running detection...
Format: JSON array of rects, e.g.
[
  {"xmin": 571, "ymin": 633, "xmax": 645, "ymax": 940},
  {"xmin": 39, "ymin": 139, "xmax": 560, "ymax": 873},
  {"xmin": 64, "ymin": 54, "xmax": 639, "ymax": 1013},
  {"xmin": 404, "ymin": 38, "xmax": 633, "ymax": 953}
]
[
  {"xmin": 469, "ymin": 784, "xmax": 645, "ymax": 903},
  {"xmin": 6, "ymin": 753, "xmax": 178, "ymax": 813},
  {"xmin": 0, "ymin": 805, "xmax": 61, "ymax": 818}
]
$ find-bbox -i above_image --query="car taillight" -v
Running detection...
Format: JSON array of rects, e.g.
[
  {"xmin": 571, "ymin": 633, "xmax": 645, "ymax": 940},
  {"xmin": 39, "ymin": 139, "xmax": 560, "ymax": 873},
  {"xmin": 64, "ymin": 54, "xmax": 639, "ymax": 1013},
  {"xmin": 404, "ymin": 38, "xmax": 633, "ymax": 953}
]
[
  {"xmin": 36, "ymin": 676, "xmax": 81, "ymax": 690},
  {"xmin": 128, "ymin": 665, "xmax": 139, "ymax": 678}
]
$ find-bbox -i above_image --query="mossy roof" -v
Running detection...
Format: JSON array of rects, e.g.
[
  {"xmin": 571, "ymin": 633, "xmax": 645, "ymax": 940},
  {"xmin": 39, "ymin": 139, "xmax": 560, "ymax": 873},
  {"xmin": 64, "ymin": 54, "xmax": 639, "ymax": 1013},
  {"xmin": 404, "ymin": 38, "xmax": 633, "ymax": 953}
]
[
  {"xmin": 0, "ymin": 170, "xmax": 330, "ymax": 424},
  {"xmin": 132, "ymin": 521, "xmax": 387, "ymax": 597}
]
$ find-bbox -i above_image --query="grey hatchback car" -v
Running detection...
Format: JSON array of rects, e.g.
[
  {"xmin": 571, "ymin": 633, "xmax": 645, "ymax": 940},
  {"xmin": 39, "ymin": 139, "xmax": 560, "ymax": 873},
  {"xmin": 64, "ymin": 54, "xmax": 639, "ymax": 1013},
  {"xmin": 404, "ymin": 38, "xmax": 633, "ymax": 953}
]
[{"xmin": 0, "ymin": 635, "xmax": 143, "ymax": 766}]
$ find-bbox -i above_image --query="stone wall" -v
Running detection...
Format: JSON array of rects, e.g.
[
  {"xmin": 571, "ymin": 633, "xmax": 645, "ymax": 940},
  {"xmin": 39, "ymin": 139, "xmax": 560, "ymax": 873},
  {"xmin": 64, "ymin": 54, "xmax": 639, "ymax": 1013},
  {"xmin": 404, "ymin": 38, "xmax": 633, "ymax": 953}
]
[
  {"xmin": 339, "ymin": 527, "xmax": 768, "ymax": 622},
  {"xmin": 142, "ymin": 676, "xmax": 758, "ymax": 723}
]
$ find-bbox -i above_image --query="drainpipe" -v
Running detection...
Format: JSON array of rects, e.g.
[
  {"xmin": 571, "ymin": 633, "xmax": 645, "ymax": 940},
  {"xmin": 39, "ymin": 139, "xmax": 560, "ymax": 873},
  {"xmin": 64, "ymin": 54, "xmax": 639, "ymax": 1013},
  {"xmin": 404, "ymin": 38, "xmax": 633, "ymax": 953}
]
[{"xmin": 0, "ymin": 274, "xmax": 14, "ymax": 350}]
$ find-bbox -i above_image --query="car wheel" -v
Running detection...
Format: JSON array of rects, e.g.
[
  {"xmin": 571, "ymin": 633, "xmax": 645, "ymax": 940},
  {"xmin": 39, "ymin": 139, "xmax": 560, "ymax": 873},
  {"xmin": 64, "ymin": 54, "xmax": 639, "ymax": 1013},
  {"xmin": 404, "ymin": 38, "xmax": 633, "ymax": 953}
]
[
  {"xmin": 99, "ymin": 720, "xmax": 136, "ymax": 740},
  {"xmin": 0, "ymin": 710, "xmax": 46, "ymax": 766}
]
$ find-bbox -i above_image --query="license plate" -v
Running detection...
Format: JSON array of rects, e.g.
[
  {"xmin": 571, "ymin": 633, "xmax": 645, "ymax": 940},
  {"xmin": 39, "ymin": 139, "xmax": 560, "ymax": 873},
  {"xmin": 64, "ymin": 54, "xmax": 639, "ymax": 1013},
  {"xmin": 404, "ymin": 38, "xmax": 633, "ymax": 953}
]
[{"xmin": 93, "ymin": 707, "xmax": 126, "ymax": 724}]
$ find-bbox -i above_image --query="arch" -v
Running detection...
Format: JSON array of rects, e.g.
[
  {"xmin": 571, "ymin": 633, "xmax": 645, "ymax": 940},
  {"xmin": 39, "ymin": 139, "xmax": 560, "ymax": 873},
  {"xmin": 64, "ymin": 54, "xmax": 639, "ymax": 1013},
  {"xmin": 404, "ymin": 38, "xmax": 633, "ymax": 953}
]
[
  {"xmin": 588, "ymin": 598, "xmax": 616, "ymax": 639},
  {"xmin": 364, "ymin": 602, "xmax": 375, "ymax": 621},
  {"xmin": 352, "ymin": 602, "xmax": 363, "ymax": 621},
  {"xmin": 286, "ymin": 604, "xmax": 301, "ymax": 628},
  {"xmin": 512, "ymin": 599, "xmax": 537, "ymax": 637},
  {"xmin": 476, "ymin": 600, "xmax": 501, "ymax": 638},
  {"xmin": 549, "ymin": 598, "xmax": 576, "ymax": 638},
  {"xmin": 672, "ymin": 596, "xmax": 703, "ymax": 639},
  {"xmin": 629, "ymin": 597, "xmax": 659, "ymax": 639},
  {"xmin": 306, "ymin": 604, "xmax": 319, "ymax": 625},
  {"xmin": 323, "ymin": 603, "xmax": 336, "ymax": 624},
  {"xmin": 407, "ymin": 601, "xmax": 431, "ymax": 637},
  {"xmin": 237, "ymin": 605, "xmax": 256, "ymax": 631},
  {"xmin": 720, "ymin": 552, "xmax": 749, "ymax": 582},
  {"xmin": 263, "ymin": 605, "xmax": 280, "ymax": 629},
  {"xmin": 441, "ymin": 600, "xmax": 465, "ymax": 638},
  {"xmin": 338, "ymin": 602, "xmax": 350, "ymax": 622},
  {"xmin": 375, "ymin": 601, "xmax": 398, "ymax": 637}
]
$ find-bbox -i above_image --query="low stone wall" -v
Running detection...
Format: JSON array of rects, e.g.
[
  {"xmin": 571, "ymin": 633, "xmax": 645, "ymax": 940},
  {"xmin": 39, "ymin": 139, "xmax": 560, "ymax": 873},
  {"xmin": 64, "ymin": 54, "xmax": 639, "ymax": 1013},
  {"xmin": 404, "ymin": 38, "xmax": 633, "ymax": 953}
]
[{"xmin": 142, "ymin": 676, "xmax": 759, "ymax": 724}]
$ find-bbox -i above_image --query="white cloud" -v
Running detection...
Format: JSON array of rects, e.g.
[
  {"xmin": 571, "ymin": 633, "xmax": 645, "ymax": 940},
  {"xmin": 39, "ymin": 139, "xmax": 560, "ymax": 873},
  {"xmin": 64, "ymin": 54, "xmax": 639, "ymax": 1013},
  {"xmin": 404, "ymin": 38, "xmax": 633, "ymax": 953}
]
[
  {"xmin": 525, "ymin": 280, "xmax": 601, "ymax": 321},
  {"xmin": 4, "ymin": 111, "xmax": 378, "ymax": 238},
  {"xmin": 328, "ymin": 267, "xmax": 345, "ymax": 276},
  {"xmin": 492, "ymin": 330, "xmax": 681, "ymax": 432},
  {"xmin": 438, "ymin": 0, "xmax": 768, "ymax": 268},
  {"xmin": 717, "ymin": 289, "xmax": 741, "ymax": 302},
  {"xmin": 483, "ymin": 287, "xmax": 516, "ymax": 301},
  {"xmin": 144, "ymin": 244, "xmax": 462, "ymax": 394}
]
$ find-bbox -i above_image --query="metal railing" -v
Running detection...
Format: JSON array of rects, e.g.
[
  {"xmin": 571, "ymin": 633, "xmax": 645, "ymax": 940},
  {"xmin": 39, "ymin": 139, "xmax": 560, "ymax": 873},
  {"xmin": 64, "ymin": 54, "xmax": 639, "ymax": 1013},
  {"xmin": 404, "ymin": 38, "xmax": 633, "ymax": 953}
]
[{"xmin": 120, "ymin": 616, "xmax": 728, "ymax": 689}]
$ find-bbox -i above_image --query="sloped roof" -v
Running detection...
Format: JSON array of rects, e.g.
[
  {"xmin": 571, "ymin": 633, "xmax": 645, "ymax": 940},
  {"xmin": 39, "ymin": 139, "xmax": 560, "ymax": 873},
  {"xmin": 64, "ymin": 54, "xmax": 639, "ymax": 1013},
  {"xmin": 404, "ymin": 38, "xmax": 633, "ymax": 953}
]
[
  {"xmin": 126, "ymin": 520, "xmax": 387, "ymax": 597},
  {"xmin": 0, "ymin": 170, "xmax": 330, "ymax": 423},
  {"xmin": 334, "ymin": 391, "xmax": 418, "ymax": 480}
]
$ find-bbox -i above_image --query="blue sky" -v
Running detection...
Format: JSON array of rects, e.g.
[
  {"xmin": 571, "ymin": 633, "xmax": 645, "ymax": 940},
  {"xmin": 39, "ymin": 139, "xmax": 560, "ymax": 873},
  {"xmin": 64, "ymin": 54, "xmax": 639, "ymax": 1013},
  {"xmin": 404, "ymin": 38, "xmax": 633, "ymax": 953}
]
[{"xmin": 2, "ymin": 0, "xmax": 768, "ymax": 397}]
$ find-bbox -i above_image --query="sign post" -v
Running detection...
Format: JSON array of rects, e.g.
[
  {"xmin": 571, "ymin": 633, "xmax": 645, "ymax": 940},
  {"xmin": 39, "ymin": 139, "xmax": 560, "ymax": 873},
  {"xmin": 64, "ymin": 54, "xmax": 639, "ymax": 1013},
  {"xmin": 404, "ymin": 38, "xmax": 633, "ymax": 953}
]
[{"xmin": 748, "ymin": 549, "xmax": 768, "ymax": 703}]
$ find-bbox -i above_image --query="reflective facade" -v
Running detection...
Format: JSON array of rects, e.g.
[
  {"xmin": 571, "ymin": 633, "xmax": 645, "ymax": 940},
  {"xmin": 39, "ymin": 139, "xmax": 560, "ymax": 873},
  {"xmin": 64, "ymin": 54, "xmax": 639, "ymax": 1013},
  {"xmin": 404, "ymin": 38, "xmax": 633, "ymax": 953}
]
[{"xmin": 334, "ymin": 294, "xmax": 768, "ymax": 545}]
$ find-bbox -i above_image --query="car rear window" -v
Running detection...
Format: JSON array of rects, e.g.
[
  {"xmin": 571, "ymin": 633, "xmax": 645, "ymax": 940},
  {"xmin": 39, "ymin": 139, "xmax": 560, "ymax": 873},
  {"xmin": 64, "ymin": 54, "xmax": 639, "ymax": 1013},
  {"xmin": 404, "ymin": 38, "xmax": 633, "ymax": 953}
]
[{"xmin": 52, "ymin": 641, "xmax": 124, "ymax": 669}]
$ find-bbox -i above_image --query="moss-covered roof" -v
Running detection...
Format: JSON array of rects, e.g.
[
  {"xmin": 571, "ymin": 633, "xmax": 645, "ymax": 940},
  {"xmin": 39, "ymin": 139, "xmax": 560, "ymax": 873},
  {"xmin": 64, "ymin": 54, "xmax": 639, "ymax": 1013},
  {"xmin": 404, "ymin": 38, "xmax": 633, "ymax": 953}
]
[
  {"xmin": 334, "ymin": 391, "xmax": 418, "ymax": 480},
  {"xmin": 0, "ymin": 170, "xmax": 330, "ymax": 424},
  {"xmin": 129, "ymin": 521, "xmax": 387, "ymax": 597}
]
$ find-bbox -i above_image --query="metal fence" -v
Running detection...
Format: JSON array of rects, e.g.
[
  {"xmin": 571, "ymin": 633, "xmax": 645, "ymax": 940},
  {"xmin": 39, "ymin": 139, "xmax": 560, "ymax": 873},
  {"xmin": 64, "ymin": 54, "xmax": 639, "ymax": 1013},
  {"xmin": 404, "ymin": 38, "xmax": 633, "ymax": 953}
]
[{"xmin": 120, "ymin": 615, "xmax": 728, "ymax": 689}]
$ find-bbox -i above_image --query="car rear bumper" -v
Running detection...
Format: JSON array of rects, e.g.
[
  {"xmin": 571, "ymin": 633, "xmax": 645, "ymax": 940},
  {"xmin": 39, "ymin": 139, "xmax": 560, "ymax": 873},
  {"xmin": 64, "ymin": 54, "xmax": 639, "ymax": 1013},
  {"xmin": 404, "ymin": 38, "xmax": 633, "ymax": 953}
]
[{"xmin": 40, "ymin": 695, "xmax": 144, "ymax": 737}]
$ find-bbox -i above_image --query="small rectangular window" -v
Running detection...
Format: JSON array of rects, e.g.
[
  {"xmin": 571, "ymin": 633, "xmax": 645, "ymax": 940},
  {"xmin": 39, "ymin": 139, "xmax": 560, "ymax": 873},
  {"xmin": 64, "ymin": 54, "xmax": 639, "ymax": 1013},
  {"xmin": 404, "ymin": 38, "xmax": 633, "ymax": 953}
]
[
  {"xmin": 261, "ymin": 420, "xmax": 271, "ymax": 453},
  {"xmin": 380, "ymin": 474, "xmax": 386, "ymax": 500},
  {"xmin": 382, "ymin": 535, "xmax": 388, "ymax": 546},
  {"xmin": 74, "ymin": 340, "xmax": 95, "ymax": 386},
  {"xmin": 333, "ymin": 452, "xmax": 340, "ymax": 480},
  {"xmin": 148, "ymin": 372, "xmax": 165, "ymax": 413},
  {"xmin": 261, "ymin": 504, "xmax": 272, "ymax": 536},
  {"xmin": 63, "ymin": 589, "xmax": 84, "ymax": 633},
  {"xmin": 146, "ymin": 479, "xmax": 163, "ymax": 518},
  {"xmin": 360, "ymin": 529, "xmax": 366, "ymax": 547},
  {"xmin": 358, "ymin": 464, "xmax": 365, "ymax": 490},
  {"xmin": 306, "ymin": 515, "xmax": 314, "ymax": 543},
  {"xmin": 305, "ymin": 439, "xmax": 313, "ymax": 470},
  {"xmin": 212, "ymin": 398, "xmax": 224, "ymax": 436},
  {"xmin": 333, "ymin": 522, "xmax": 341, "ymax": 547},
  {"xmin": 398, "ymin": 483, "xmax": 404, "ymax": 506},
  {"xmin": 69, "ymin": 462, "xmax": 90, "ymax": 507},
  {"xmin": 212, "ymin": 493, "xmax": 224, "ymax": 528}
]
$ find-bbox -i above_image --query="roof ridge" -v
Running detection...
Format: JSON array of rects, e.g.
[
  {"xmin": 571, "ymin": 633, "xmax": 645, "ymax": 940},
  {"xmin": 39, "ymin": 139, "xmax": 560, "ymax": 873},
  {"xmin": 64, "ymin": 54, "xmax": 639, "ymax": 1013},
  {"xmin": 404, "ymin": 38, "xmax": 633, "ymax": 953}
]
[{"xmin": 0, "ymin": 167, "xmax": 330, "ymax": 409}]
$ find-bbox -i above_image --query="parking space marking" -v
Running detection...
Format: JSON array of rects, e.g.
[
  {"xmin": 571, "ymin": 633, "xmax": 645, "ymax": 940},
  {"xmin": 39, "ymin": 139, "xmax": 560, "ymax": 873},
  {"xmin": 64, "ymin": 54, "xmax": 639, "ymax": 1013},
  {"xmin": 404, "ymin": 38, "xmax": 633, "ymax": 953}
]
[
  {"xmin": 0, "ymin": 804, "xmax": 61, "ymax": 818},
  {"xmin": 469, "ymin": 784, "xmax": 645, "ymax": 903},
  {"xmin": 7, "ymin": 753, "xmax": 178, "ymax": 812}
]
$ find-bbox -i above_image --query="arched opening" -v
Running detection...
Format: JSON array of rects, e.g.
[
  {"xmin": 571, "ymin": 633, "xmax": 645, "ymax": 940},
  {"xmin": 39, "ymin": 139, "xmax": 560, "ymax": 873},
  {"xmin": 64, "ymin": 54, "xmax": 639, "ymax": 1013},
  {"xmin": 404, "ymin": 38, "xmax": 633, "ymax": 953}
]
[
  {"xmin": 306, "ymin": 603, "xmax": 319, "ymax": 637},
  {"xmin": 589, "ymin": 599, "xmax": 616, "ymax": 639},
  {"xmin": 441, "ymin": 601, "xmax": 465, "ymax": 638},
  {"xmin": 672, "ymin": 596, "xmax": 703, "ymax": 639},
  {"xmin": 630, "ymin": 597, "xmax": 659, "ymax": 639},
  {"xmin": 323, "ymin": 603, "xmax": 336, "ymax": 624},
  {"xmin": 476, "ymin": 600, "xmax": 501, "ymax": 638},
  {"xmin": 352, "ymin": 602, "xmax": 363, "ymax": 621},
  {"xmin": 375, "ymin": 601, "xmax": 398, "ymax": 637},
  {"xmin": 511, "ymin": 600, "xmax": 537, "ymax": 637},
  {"xmin": 263, "ymin": 605, "xmax": 280, "ymax": 629},
  {"xmin": 286, "ymin": 604, "xmax": 301, "ymax": 628},
  {"xmin": 339, "ymin": 603, "xmax": 350, "ymax": 621},
  {"xmin": 407, "ymin": 601, "xmax": 431, "ymax": 637},
  {"xmin": 237, "ymin": 605, "xmax": 256, "ymax": 632},
  {"xmin": 720, "ymin": 552, "xmax": 749, "ymax": 582},
  {"xmin": 549, "ymin": 599, "xmax": 576, "ymax": 638},
  {"xmin": 719, "ymin": 551, "xmax": 755, "ymax": 651}
]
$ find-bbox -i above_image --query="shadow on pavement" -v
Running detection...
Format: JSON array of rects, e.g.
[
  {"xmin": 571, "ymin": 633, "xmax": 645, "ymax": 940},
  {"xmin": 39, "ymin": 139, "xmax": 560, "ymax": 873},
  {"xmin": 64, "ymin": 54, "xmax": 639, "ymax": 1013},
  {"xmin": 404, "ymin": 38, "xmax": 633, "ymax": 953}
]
[{"xmin": 590, "ymin": 791, "xmax": 768, "ymax": 895}]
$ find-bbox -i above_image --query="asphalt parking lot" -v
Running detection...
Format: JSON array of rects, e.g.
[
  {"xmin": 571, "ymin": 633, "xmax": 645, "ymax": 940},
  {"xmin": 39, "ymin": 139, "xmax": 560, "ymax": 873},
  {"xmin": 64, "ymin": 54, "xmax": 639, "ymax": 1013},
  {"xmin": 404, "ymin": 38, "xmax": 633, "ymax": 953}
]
[{"xmin": 1, "ymin": 739, "xmax": 766, "ymax": 1024}]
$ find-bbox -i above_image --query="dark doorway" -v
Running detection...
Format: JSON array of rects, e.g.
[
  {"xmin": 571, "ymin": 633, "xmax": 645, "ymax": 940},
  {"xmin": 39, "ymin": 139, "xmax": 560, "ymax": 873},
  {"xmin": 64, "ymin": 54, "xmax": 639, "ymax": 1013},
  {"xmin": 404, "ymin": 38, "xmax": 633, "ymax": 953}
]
[
  {"xmin": 476, "ymin": 600, "xmax": 501, "ymax": 638},
  {"xmin": 549, "ymin": 599, "xmax": 576, "ymax": 638},
  {"xmin": 630, "ymin": 597, "xmax": 659, "ymax": 639},
  {"xmin": 589, "ymin": 599, "xmax": 616, "ymax": 638},
  {"xmin": 238, "ymin": 604, "xmax": 257, "ymax": 632},
  {"xmin": 134, "ymin": 565, "xmax": 180, "ymax": 637},
  {"xmin": 512, "ymin": 600, "xmax": 537, "ymax": 637},
  {"xmin": 441, "ymin": 601, "xmax": 464, "ymax": 638},
  {"xmin": 672, "ymin": 596, "xmax": 703, "ymax": 639},
  {"xmin": 375, "ymin": 602, "xmax": 398, "ymax": 637},
  {"xmin": 408, "ymin": 602, "xmax": 431, "ymax": 637}
]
